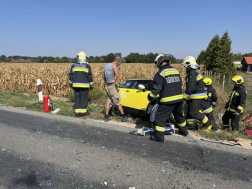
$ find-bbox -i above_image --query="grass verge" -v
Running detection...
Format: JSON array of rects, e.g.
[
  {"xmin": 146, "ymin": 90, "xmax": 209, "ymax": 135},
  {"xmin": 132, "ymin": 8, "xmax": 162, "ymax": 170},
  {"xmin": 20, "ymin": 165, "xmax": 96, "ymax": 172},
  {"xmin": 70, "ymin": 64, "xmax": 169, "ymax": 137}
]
[
  {"xmin": 0, "ymin": 90, "xmax": 105, "ymax": 118},
  {"xmin": 0, "ymin": 88, "xmax": 251, "ymax": 141}
]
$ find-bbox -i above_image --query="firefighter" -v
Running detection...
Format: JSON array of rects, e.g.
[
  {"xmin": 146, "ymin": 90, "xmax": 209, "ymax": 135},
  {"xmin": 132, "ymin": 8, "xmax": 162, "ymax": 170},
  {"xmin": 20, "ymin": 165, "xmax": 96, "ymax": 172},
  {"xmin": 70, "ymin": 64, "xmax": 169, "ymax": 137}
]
[
  {"xmin": 222, "ymin": 76, "xmax": 246, "ymax": 131},
  {"xmin": 69, "ymin": 51, "xmax": 93, "ymax": 116},
  {"xmin": 202, "ymin": 78, "xmax": 220, "ymax": 132},
  {"xmin": 148, "ymin": 54, "xmax": 188, "ymax": 142},
  {"xmin": 203, "ymin": 78, "xmax": 217, "ymax": 109},
  {"xmin": 181, "ymin": 56, "xmax": 212, "ymax": 130}
]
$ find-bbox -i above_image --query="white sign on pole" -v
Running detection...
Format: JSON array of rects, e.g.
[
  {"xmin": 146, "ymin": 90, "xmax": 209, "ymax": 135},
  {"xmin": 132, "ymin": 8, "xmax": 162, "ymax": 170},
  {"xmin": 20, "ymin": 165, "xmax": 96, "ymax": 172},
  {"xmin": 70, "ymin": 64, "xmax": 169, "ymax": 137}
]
[{"xmin": 36, "ymin": 79, "xmax": 43, "ymax": 102}]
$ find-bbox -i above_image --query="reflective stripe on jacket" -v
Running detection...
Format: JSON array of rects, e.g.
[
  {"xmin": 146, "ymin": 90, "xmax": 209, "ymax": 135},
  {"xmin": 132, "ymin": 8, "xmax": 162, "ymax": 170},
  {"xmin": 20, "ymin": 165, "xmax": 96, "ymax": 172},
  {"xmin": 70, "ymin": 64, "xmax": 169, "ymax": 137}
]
[
  {"xmin": 69, "ymin": 61, "xmax": 93, "ymax": 88},
  {"xmin": 184, "ymin": 69, "xmax": 207, "ymax": 100},
  {"xmin": 226, "ymin": 85, "xmax": 246, "ymax": 113},
  {"xmin": 206, "ymin": 86, "xmax": 217, "ymax": 106},
  {"xmin": 150, "ymin": 64, "xmax": 183, "ymax": 105}
]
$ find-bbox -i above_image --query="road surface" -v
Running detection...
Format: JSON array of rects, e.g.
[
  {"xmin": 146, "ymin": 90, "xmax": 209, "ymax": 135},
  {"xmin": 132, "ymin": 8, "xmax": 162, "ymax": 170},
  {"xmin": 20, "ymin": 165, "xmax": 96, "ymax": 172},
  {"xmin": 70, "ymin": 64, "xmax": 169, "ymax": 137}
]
[{"xmin": 0, "ymin": 106, "xmax": 251, "ymax": 189}]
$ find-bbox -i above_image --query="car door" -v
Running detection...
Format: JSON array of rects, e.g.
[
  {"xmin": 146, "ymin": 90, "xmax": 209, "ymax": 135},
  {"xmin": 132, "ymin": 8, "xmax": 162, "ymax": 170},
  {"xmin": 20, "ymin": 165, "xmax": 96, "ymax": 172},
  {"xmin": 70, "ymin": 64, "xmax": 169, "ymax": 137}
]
[
  {"xmin": 118, "ymin": 80, "xmax": 136, "ymax": 109},
  {"xmin": 128, "ymin": 81, "xmax": 152, "ymax": 111}
]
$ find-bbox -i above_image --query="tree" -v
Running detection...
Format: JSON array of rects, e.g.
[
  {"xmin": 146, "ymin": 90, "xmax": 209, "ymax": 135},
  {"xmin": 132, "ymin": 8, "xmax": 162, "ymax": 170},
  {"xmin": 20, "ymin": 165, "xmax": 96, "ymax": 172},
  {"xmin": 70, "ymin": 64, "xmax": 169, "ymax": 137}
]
[
  {"xmin": 203, "ymin": 34, "xmax": 220, "ymax": 70},
  {"xmin": 0, "ymin": 55, "xmax": 6, "ymax": 60},
  {"xmin": 114, "ymin": 53, "xmax": 122, "ymax": 58},
  {"xmin": 104, "ymin": 53, "xmax": 116, "ymax": 63},
  {"xmin": 197, "ymin": 50, "xmax": 205, "ymax": 65},
  {"xmin": 38, "ymin": 56, "xmax": 47, "ymax": 63},
  {"xmin": 234, "ymin": 52, "xmax": 243, "ymax": 61},
  {"xmin": 213, "ymin": 31, "xmax": 236, "ymax": 76},
  {"xmin": 170, "ymin": 55, "xmax": 177, "ymax": 64},
  {"xmin": 71, "ymin": 57, "xmax": 78, "ymax": 63},
  {"xmin": 46, "ymin": 56, "xmax": 55, "ymax": 63},
  {"xmin": 61, "ymin": 56, "xmax": 70, "ymax": 63},
  {"xmin": 125, "ymin": 53, "xmax": 140, "ymax": 63}
]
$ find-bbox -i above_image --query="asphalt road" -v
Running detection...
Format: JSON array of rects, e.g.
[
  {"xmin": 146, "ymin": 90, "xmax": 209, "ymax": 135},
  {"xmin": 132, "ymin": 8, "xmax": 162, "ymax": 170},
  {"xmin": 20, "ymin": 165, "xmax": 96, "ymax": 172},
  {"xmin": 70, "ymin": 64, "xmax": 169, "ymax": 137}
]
[{"xmin": 0, "ymin": 106, "xmax": 251, "ymax": 189}]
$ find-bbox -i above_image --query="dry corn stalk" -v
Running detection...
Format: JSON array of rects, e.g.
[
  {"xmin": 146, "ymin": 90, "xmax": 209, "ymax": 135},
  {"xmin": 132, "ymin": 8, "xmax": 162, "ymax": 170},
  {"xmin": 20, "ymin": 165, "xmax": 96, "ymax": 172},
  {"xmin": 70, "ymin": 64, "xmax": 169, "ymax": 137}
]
[{"xmin": 0, "ymin": 63, "xmax": 203, "ymax": 97}]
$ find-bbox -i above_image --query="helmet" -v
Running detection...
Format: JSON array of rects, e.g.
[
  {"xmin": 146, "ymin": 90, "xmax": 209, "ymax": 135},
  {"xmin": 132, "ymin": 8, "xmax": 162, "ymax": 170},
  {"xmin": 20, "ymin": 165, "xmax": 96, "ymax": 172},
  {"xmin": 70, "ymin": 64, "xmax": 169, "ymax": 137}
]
[
  {"xmin": 77, "ymin": 51, "xmax": 86, "ymax": 60},
  {"xmin": 181, "ymin": 56, "xmax": 198, "ymax": 69},
  {"xmin": 203, "ymin": 78, "xmax": 212, "ymax": 85},
  {"xmin": 232, "ymin": 76, "xmax": 244, "ymax": 85},
  {"xmin": 154, "ymin": 54, "xmax": 171, "ymax": 68},
  {"xmin": 154, "ymin": 54, "xmax": 164, "ymax": 67}
]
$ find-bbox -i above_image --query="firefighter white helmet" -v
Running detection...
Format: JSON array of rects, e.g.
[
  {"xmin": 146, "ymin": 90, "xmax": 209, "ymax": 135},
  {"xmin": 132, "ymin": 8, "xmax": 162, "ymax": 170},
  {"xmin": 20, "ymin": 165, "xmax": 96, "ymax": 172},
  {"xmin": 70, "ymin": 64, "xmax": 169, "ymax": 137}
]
[
  {"xmin": 77, "ymin": 51, "xmax": 86, "ymax": 60},
  {"xmin": 181, "ymin": 56, "xmax": 199, "ymax": 69}
]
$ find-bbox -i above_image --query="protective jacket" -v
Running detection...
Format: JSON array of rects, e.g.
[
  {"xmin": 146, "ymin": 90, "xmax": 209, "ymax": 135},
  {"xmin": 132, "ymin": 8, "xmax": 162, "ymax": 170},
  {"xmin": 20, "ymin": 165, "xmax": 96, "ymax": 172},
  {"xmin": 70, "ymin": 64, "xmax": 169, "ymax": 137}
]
[
  {"xmin": 69, "ymin": 60, "xmax": 93, "ymax": 88},
  {"xmin": 149, "ymin": 64, "xmax": 183, "ymax": 104},
  {"xmin": 225, "ymin": 85, "xmax": 246, "ymax": 114},
  {"xmin": 184, "ymin": 69, "xmax": 206, "ymax": 100},
  {"xmin": 206, "ymin": 85, "xmax": 217, "ymax": 106}
]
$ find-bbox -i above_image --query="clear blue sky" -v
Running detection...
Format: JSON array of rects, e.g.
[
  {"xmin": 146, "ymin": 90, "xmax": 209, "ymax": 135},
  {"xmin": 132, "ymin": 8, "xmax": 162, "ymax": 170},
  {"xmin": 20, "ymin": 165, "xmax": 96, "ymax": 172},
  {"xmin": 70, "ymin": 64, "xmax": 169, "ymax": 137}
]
[{"xmin": 0, "ymin": 0, "xmax": 251, "ymax": 59}]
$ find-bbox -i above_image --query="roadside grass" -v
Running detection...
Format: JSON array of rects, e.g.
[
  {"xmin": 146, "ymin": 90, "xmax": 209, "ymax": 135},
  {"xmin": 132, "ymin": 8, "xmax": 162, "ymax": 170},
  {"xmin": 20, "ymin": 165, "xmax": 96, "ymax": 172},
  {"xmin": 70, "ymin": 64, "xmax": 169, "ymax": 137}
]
[
  {"xmin": 0, "ymin": 86, "xmax": 251, "ymax": 141},
  {"xmin": 199, "ymin": 125, "xmax": 252, "ymax": 141},
  {"xmin": 0, "ymin": 90, "xmax": 105, "ymax": 118}
]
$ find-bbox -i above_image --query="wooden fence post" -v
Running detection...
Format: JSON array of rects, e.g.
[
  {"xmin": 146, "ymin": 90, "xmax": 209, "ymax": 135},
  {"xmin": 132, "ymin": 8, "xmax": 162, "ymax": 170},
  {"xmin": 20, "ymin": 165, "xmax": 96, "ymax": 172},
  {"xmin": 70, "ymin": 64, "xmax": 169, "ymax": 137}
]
[{"xmin": 222, "ymin": 75, "xmax": 225, "ymax": 91}]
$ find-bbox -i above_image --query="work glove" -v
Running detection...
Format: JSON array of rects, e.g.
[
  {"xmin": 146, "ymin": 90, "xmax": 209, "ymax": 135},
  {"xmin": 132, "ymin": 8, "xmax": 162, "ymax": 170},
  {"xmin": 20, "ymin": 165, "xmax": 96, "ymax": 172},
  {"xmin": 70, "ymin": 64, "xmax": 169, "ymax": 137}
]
[
  {"xmin": 235, "ymin": 109, "xmax": 243, "ymax": 115},
  {"xmin": 234, "ymin": 111, "xmax": 240, "ymax": 116},
  {"xmin": 147, "ymin": 93, "xmax": 154, "ymax": 101}
]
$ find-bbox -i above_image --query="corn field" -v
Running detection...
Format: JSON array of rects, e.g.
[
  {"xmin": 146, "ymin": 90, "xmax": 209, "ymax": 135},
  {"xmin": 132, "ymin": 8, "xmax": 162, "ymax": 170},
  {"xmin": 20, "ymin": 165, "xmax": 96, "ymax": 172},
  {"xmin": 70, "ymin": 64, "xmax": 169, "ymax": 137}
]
[{"xmin": 0, "ymin": 63, "xmax": 203, "ymax": 97}]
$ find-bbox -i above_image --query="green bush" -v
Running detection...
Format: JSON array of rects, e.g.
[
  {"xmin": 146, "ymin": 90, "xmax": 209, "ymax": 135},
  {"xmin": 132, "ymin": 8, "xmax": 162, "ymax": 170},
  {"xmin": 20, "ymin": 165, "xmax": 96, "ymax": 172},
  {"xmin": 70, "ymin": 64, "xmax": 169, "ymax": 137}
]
[{"xmin": 89, "ymin": 87, "xmax": 106, "ymax": 104}]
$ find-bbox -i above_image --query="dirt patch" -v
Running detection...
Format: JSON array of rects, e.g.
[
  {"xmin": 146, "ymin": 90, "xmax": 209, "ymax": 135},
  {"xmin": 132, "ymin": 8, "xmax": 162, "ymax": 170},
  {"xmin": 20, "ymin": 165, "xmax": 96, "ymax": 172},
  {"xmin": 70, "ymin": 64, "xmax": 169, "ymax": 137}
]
[{"xmin": 83, "ymin": 112, "xmax": 104, "ymax": 120}]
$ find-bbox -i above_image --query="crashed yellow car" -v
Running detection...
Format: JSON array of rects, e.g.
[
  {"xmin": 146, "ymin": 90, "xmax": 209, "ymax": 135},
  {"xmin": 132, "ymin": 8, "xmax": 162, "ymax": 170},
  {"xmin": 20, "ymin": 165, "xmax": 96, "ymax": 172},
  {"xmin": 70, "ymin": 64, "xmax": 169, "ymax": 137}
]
[{"xmin": 117, "ymin": 79, "xmax": 158, "ymax": 117}]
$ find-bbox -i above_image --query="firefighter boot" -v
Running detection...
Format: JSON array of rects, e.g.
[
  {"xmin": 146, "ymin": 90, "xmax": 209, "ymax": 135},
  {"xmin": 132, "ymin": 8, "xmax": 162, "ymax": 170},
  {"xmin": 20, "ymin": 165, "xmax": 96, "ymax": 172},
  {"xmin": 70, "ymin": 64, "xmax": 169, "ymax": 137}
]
[
  {"xmin": 149, "ymin": 135, "xmax": 164, "ymax": 143},
  {"xmin": 178, "ymin": 126, "xmax": 189, "ymax": 136},
  {"xmin": 205, "ymin": 125, "xmax": 213, "ymax": 132}
]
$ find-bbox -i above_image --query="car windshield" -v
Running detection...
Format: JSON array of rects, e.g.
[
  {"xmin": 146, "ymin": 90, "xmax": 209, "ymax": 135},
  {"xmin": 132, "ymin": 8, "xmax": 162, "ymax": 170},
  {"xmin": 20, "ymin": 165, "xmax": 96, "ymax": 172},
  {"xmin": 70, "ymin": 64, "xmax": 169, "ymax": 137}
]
[{"xmin": 119, "ymin": 80, "xmax": 136, "ymax": 88}]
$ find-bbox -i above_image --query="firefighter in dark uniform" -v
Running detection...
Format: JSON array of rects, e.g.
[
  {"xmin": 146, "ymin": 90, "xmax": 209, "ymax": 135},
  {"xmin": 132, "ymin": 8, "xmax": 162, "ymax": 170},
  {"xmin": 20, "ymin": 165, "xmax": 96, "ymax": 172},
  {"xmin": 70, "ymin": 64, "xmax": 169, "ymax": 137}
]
[
  {"xmin": 69, "ymin": 51, "xmax": 93, "ymax": 116},
  {"xmin": 181, "ymin": 56, "xmax": 212, "ymax": 130},
  {"xmin": 222, "ymin": 76, "xmax": 246, "ymax": 131},
  {"xmin": 202, "ymin": 78, "xmax": 220, "ymax": 132},
  {"xmin": 148, "ymin": 54, "xmax": 188, "ymax": 142}
]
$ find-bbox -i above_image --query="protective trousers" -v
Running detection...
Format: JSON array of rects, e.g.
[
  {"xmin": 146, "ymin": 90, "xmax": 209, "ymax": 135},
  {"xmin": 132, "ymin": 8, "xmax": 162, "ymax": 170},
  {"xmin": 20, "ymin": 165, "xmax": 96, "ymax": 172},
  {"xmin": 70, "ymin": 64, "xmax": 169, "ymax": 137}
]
[
  {"xmin": 200, "ymin": 101, "xmax": 219, "ymax": 131},
  {"xmin": 74, "ymin": 88, "xmax": 89, "ymax": 116},
  {"xmin": 187, "ymin": 99, "xmax": 211, "ymax": 128},
  {"xmin": 222, "ymin": 111, "xmax": 240, "ymax": 131},
  {"xmin": 154, "ymin": 102, "xmax": 186, "ymax": 141}
]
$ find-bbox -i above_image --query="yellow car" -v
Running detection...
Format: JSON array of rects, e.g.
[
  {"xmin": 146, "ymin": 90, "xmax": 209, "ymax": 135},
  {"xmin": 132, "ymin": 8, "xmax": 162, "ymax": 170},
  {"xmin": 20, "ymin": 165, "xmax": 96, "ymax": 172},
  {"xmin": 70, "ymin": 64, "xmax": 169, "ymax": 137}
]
[{"xmin": 117, "ymin": 79, "xmax": 158, "ymax": 117}]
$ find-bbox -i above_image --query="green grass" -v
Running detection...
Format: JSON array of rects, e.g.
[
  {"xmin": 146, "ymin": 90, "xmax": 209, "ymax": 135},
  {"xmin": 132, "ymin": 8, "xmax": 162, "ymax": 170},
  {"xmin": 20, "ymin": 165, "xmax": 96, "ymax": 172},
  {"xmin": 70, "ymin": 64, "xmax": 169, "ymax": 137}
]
[{"xmin": 0, "ymin": 90, "xmax": 105, "ymax": 118}]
